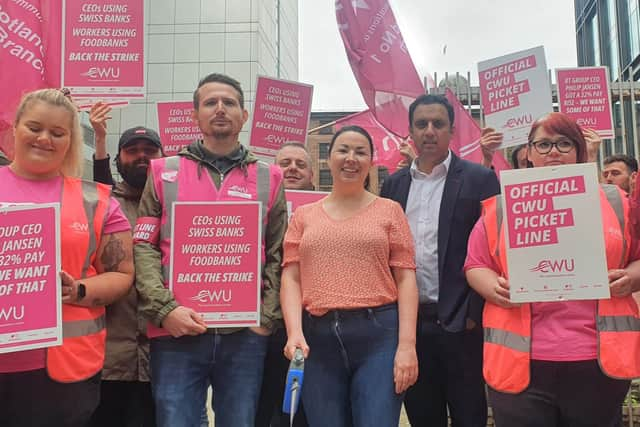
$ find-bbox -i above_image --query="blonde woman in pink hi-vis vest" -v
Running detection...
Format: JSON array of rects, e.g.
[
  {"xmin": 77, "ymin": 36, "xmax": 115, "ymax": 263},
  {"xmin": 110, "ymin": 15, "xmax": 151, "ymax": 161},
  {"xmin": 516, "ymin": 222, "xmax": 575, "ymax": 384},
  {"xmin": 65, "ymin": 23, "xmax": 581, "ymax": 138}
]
[
  {"xmin": 0, "ymin": 88, "xmax": 134, "ymax": 427},
  {"xmin": 465, "ymin": 112, "xmax": 640, "ymax": 427}
]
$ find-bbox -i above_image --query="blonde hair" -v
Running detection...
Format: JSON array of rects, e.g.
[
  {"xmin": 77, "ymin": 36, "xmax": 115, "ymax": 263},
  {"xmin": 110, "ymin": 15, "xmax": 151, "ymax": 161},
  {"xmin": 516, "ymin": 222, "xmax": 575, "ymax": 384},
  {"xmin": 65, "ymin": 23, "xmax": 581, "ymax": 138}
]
[{"xmin": 14, "ymin": 88, "xmax": 83, "ymax": 177}]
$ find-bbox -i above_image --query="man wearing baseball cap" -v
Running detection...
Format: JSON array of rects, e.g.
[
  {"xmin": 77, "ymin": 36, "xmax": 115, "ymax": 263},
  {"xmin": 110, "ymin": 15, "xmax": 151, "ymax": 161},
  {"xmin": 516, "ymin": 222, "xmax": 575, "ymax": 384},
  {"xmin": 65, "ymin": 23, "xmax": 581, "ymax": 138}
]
[{"xmin": 89, "ymin": 103, "xmax": 164, "ymax": 427}]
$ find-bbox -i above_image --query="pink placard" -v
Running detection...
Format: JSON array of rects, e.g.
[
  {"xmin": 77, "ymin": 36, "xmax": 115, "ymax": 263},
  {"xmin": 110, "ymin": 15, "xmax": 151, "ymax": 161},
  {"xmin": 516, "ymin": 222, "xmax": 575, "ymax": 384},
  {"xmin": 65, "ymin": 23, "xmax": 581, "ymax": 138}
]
[
  {"xmin": 156, "ymin": 102, "xmax": 202, "ymax": 156},
  {"xmin": 249, "ymin": 76, "xmax": 314, "ymax": 157},
  {"xmin": 504, "ymin": 176, "xmax": 584, "ymax": 249},
  {"xmin": 169, "ymin": 202, "xmax": 261, "ymax": 327},
  {"xmin": 0, "ymin": 204, "xmax": 61, "ymax": 353},
  {"xmin": 62, "ymin": 0, "xmax": 145, "ymax": 98},
  {"xmin": 556, "ymin": 67, "xmax": 614, "ymax": 138},
  {"xmin": 285, "ymin": 190, "xmax": 328, "ymax": 220}
]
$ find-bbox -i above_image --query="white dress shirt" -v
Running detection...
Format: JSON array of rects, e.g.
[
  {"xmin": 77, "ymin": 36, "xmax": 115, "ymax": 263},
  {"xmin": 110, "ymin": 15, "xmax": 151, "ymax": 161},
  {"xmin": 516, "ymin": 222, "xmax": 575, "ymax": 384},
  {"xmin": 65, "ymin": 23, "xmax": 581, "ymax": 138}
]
[{"xmin": 406, "ymin": 151, "xmax": 452, "ymax": 303}]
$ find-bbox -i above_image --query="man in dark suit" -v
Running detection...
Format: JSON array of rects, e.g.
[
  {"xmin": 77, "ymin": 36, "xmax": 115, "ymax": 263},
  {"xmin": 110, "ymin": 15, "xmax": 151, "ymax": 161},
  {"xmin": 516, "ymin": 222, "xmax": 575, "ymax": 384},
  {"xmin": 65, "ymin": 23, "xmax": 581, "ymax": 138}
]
[{"xmin": 380, "ymin": 94, "xmax": 499, "ymax": 427}]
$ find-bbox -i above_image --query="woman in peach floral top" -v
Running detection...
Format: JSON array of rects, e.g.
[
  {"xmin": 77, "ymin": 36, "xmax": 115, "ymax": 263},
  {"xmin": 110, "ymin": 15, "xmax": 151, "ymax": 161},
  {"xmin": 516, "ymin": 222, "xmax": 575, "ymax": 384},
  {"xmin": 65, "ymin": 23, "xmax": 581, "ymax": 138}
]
[{"xmin": 280, "ymin": 126, "xmax": 419, "ymax": 427}]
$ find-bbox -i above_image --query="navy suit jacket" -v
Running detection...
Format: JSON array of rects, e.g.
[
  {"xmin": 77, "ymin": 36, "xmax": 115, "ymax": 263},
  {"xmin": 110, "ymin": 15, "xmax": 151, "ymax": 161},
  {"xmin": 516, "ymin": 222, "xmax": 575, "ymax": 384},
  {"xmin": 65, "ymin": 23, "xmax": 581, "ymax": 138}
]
[{"xmin": 380, "ymin": 153, "xmax": 500, "ymax": 332}]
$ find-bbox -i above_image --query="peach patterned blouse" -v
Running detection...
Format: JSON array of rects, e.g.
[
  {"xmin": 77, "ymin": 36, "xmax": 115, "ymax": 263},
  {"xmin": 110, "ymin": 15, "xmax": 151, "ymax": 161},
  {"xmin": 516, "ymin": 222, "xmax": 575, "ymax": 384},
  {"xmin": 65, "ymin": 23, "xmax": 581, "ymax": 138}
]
[{"xmin": 283, "ymin": 196, "xmax": 416, "ymax": 316}]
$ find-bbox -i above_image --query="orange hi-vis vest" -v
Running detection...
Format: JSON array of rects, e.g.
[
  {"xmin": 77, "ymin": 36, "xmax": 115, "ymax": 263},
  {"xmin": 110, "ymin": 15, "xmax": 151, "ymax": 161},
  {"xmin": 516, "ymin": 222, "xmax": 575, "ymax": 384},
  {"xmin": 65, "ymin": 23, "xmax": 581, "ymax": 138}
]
[
  {"xmin": 46, "ymin": 177, "xmax": 110, "ymax": 383},
  {"xmin": 481, "ymin": 184, "xmax": 640, "ymax": 393}
]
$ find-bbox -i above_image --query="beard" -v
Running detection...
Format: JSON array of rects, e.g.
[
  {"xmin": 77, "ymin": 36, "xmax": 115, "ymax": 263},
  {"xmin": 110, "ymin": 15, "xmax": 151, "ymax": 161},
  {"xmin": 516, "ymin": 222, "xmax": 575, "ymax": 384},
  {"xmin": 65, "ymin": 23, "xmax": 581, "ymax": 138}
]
[{"xmin": 116, "ymin": 158, "xmax": 149, "ymax": 189}]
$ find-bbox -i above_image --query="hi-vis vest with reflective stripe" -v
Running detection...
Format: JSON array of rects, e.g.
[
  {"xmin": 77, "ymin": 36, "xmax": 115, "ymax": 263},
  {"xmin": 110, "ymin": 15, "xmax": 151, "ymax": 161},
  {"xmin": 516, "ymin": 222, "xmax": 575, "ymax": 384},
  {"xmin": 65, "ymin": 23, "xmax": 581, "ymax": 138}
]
[
  {"xmin": 147, "ymin": 155, "xmax": 277, "ymax": 338},
  {"xmin": 47, "ymin": 177, "xmax": 110, "ymax": 383},
  {"xmin": 481, "ymin": 184, "xmax": 640, "ymax": 393}
]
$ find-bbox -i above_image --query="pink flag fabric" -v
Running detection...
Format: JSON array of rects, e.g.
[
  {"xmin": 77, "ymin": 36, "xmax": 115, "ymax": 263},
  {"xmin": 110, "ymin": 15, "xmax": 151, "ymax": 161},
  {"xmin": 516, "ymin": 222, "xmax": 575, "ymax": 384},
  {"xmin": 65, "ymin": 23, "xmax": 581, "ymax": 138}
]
[
  {"xmin": 335, "ymin": 0, "xmax": 426, "ymax": 138},
  {"xmin": 0, "ymin": 1, "xmax": 61, "ymax": 159},
  {"xmin": 444, "ymin": 88, "xmax": 511, "ymax": 173},
  {"xmin": 336, "ymin": 109, "xmax": 413, "ymax": 174}
]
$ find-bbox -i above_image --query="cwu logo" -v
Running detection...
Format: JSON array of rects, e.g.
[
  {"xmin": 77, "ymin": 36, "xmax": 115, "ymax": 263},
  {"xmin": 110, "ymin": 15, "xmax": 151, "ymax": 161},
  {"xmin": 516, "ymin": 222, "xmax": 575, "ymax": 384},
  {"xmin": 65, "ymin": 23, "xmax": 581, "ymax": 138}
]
[
  {"xmin": 81, "ymin": 67, "xmax": 121, "ymax": 81},
  {"xmin": 503, "ymin": 113, "xmax": 533, "ymax": 129},
  {"xmin": 190, "ymin": 289, "xmax": 232, "ymax": 303},
  {"xmin": 530, "ymin": 259, "xmax": 575, "ymax": 273}
]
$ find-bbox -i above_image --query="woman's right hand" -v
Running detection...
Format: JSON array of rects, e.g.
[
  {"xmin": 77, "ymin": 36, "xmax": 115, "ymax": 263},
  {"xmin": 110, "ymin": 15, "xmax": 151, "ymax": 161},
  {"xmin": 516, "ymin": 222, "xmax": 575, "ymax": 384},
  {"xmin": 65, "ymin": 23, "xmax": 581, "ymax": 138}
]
[
  {"xmin": 283, "ymin": 333, "xmax": 309, "ymax": 360},
  {"xmin": 491, "ymin": 276, "xmax": 519, "ymax": 308}
]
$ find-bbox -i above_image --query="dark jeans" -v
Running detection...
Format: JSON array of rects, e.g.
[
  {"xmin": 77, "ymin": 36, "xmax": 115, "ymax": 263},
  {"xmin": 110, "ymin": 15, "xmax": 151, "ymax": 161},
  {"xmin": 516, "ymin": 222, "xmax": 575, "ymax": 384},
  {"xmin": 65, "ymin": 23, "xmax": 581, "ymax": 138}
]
[
  {"xmin": 489, "ymin": 359, "xmax": 629, "ymax": 427},
  {"xmin": 150, "ymin": 329, "xmax": 269, "ymax": 427},
  {"xmin": 255, "ymin": 327, "xmax": 309, "ymax": 427},
  {"xmin": 404, "ymin": 303, "xmax": 487, "ymax": 427},
  {"xmin": 301, "ymin": 304, "xmax": 403, "ymax": 427},
  {"xmin": 0, "ymin": 368, "xmax": 101, "ymax": 427},
  {"xmin": 89, "ymin": 380, "xmax": 156, "ymax": 427}
]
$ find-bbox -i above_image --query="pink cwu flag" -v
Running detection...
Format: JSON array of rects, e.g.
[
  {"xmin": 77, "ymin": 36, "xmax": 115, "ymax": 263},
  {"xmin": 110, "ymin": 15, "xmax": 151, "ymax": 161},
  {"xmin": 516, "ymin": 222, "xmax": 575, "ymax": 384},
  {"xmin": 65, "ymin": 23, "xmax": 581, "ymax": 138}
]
[
  {"xmin": 335, "ymin": 0, "xmax": 427, "ymax": 138},
  {"xmin": 0, "ymin": 1, "xmax": 61, "ymax": 159}
]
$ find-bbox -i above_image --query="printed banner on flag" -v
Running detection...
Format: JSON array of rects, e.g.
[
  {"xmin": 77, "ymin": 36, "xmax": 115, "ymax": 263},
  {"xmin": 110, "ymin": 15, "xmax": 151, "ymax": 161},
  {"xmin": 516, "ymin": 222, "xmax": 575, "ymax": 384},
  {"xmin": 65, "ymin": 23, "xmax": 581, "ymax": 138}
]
[
  {"xmin": 335, "ymin": 0, "xmax": 426, "ymax": 137},
  {"xmin": 249, "ymin": 76, "xmax": 313, "ymax": 158},
  {"xmin": 157, "ymin": 101, "xmax": 202, "ymax": 156},
  {"xmin": 62, "ymin": 0, "xmax": 145, "ymax": 99},
  {"xmin": 556, "ymin": 67, "xmax": 614, "ymax": 139},
  {"xmin": 478, "ymin": 46, "xmax": 553, "ymax": 149},
  {"xmin": 0, "ymin": 203, "xmax": 62, "ymax": 354},
  {"xmin": 501, "ymin": 163, "xmax": 609, "ymax": 303},
  {"xmin": 169, "ymin": 202, "xmax": 261, "ymax": 328}
]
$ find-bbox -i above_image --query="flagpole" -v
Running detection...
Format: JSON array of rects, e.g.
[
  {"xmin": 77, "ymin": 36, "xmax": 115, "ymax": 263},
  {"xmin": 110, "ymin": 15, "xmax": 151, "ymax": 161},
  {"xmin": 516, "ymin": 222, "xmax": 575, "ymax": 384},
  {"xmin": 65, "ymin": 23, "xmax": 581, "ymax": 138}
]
[
  {"xmin": 307, "ymin": 110, "xmax": 365, "ymax": 134},
  {"xmin": 307, "ymin": 120, "xmax": 337, "ymax": 134}
]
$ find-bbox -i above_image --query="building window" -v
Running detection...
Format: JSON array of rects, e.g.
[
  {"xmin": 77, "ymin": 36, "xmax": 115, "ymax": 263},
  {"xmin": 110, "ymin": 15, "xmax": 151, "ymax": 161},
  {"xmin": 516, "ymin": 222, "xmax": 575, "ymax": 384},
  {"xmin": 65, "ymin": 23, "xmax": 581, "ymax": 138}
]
[
  {"xmin": 319, "ymin": 169, "xmax": 333, "ymax": 189},
  {"xmin": 318, "ymin": 142, "xmax": 330, "ymax": 160},
  {"xmin": 318, "ymin": 119, "xmax": 334, "ymax": 135}
]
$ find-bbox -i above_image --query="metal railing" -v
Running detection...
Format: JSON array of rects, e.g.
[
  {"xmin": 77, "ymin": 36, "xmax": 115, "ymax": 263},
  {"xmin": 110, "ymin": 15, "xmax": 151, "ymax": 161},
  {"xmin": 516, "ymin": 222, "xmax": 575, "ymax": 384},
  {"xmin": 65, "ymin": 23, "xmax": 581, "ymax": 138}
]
[{"xmin": 428, "ymin": 71, "xmax": 640, "ymax": 161}]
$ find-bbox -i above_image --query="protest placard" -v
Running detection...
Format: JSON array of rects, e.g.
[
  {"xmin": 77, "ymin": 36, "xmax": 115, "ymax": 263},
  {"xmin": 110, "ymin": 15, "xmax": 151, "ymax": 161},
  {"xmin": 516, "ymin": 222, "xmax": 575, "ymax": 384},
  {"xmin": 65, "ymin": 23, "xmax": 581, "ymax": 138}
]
[
  {"xmin": 249, "ymin": 76, "xmax": 313, "ymax": 158},
  {"xmin": 478, "ymin": 46, "xmax": 553, "ymax": 148},
  {"xmin": 500, "ymin": 163, "xmax": 609, "ymax": 303},
  {"xmin": 157, "ymin": 102, "xmax": 202, "ymax": 156},
  {"xmin": 556, "ymin": 67, "xmax": 614, "ymax": 139},
  {"xmin": 285, "ymin": 190, "xmax": 328, "ymax": 220},
  {"xmin": 62, "ymin": 0, "xmax": 145, "ymax": 99},
  {"xmin": 0, "ymin": 204, "xmax": 61, "ymax": 354},
  {"xmin": 169, "ymin": 202, "xmax": 261, "ymax": 327}
]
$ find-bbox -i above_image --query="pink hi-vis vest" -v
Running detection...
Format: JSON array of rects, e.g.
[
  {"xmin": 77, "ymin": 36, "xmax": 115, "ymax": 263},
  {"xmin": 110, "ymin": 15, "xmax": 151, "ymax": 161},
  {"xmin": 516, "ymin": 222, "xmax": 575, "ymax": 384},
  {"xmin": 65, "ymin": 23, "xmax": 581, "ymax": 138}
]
[
  {"xmin": 50, "ymin": 177, "xmax": 110, "ymax": 383},
  {"xmin": 140, "ymin": 155, "xmax": 282, "ymax": 338}
]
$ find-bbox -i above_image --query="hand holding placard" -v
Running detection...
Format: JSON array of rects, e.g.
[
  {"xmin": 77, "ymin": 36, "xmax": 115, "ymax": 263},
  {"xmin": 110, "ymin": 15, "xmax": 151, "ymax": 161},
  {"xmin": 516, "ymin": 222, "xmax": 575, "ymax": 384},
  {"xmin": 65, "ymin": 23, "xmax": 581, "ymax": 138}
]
[{"xmin": 161, "ymin": 306, "xmax": 207, "ymax": 338}]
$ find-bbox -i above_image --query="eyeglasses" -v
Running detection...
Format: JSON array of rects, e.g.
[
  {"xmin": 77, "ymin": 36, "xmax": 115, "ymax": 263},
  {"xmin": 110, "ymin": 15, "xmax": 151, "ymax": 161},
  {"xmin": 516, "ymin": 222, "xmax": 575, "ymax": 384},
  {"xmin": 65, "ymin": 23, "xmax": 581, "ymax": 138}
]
[{"xmin": 529, "ymin": 139, "xmax": 575, "ymax": 154}]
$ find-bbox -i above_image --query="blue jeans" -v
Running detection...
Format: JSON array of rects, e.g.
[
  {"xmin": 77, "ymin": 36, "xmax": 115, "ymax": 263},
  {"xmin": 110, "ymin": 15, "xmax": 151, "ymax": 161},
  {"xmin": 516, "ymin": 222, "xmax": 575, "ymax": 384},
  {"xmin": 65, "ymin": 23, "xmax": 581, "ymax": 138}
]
[
  {"xmin": 301, "ymin": 304, "xmax": 402, "ymax": 427},
  {"xmin": 150, "ymin": 329, "xmax": 269, "ymax": 427}
]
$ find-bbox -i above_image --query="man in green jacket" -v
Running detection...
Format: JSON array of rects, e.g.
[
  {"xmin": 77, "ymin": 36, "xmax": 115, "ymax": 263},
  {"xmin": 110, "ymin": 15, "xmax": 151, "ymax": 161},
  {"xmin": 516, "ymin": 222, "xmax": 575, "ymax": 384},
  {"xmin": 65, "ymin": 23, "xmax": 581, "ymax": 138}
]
[{"xmin": 134, "ymin": 73, "xmax": 287, "ymax": 427}]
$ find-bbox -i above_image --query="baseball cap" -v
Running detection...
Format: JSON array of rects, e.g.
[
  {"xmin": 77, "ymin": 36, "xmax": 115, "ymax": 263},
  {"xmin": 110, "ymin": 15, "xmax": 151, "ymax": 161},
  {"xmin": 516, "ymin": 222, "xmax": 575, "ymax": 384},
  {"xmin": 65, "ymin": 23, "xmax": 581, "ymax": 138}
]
[{"xmin": 118, "ymin": 126, "xmax": 162, "ymax": 150}]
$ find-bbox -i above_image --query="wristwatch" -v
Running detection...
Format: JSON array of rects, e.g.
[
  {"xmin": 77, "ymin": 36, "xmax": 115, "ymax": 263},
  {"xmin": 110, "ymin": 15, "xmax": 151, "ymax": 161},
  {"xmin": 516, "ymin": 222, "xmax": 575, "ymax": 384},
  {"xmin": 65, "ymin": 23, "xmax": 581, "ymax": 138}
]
[{"xmin": 76, "ymin": 282, "xmax": 86, "ymax": 302}]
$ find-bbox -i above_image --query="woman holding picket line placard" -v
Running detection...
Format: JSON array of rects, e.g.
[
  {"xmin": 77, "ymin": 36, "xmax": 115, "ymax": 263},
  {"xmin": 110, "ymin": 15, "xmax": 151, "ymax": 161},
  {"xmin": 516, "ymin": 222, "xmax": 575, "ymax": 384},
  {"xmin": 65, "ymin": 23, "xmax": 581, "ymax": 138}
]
[
  {"xmin": 0, "ymin": 88, "xmax": 134, "ymax": 427},
  {"xmin": 465, "ymin": 111, "xmax": 640, "ymax": 427},
  {"xmin": 280, "ymin": 125, "xmax": 419, "ymax": 427}
]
